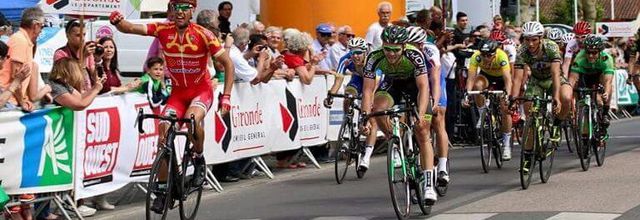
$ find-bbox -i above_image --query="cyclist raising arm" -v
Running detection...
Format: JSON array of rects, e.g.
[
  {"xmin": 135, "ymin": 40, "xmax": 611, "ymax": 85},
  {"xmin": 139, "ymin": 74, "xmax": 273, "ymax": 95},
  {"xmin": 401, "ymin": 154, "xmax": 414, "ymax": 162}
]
[
  {"xmin": 109, "ymin": 0, "xmax": 235, "ymax": 213},
  {"xmin": 463, "ymin": 40, "xmax": 513, "ymax": 160},
  {"xmin": 360, "ymin": 25, "xmax": 436, "ymax": 204}
]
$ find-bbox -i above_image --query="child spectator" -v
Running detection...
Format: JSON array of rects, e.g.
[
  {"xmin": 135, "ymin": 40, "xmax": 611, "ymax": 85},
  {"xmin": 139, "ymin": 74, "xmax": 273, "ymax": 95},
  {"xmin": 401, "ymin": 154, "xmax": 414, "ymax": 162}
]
[{"xmin": 136, "ymin": 57, "xmax": 170, "ymax": 108}]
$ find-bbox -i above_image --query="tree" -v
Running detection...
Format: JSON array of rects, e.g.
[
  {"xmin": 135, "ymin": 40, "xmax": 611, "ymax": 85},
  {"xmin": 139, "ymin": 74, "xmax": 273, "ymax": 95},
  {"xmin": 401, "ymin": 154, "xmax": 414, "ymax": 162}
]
[{"xmin": 540, "ymin": 0, "xmax": 605, "ymax": 25}]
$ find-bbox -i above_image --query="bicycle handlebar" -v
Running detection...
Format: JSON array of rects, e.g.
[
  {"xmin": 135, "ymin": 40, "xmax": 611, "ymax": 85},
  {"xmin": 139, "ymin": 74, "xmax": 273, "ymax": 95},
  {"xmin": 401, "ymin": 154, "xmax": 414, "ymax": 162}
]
[
  {"xmin": 467, "ymin": 90, "xmax": 505, "ymax": 95},
  {"xmin": 327, "ymin": 93, "xmax": 362, "ymax": 100},
  {"xmin": 137, "ymin": 108, "xmax": 196, "ymax": 135},
  {"xmin": 573, "ymin": 86, "xmax": 604, "ymax": 94}
]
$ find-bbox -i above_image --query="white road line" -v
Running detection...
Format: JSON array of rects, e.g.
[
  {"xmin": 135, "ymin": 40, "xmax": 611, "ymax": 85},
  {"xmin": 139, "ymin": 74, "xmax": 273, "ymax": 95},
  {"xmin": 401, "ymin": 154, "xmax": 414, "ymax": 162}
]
[
  {"xmin": 546, "ymin": 212, "xmax": 621, "ymax": 220},
  {"xmin": 429, "ymin": 213, "xmax": 498, "ymax": 220}
]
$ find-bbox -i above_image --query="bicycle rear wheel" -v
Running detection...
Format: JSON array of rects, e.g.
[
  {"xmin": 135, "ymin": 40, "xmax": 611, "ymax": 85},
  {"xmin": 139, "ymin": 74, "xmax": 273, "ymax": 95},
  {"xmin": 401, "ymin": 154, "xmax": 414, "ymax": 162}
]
[
  {"xmin": 479, "ymin": 112, "xmax": 493, "ymax": 173},
  {"xmin": 576, "ymin": 106, "xmax": 592, "ymax": 171},
  {"xmin": 539, "ymin": 122, "xmax": 556, "ymax": 183},
  {"xmin": 492, "ymin": 113, "xmax": 504, "ymax": 169},
  {"xmin": 335, "ymin": 121, "xmax": 353, "ymax": 184},
  {"xmin": 178, "ymin": 149, "xmax": 203, "ymax": 220},
  {"xmin": 519, "ymin": 120, "xmax": 536, "ymax": 190},
  {"xmin": 387, "ymin": 137, "xmax": 410, "ymax": 219},
  {"xmin": 146, "ymin": 149, "xmax": 173, "ymax": 220}
]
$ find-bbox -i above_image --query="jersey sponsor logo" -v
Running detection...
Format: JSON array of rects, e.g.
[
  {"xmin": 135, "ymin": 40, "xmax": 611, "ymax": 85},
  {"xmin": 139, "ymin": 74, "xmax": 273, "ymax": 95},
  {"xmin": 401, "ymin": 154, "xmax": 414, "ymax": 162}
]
[
  {"xmin": 83, "ymin": 107, "xmax": 121, "ymax": 187},
  {"xmin": 405, "ymin": 49, "xmax": 426, "ymax": 67}
]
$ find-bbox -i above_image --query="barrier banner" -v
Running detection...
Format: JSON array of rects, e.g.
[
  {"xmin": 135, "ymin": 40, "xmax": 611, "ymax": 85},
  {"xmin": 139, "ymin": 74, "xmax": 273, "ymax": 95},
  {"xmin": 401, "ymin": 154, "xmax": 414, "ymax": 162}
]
[
  {"xmin": 286, "ymin": 78, "xmax": 328, "ymax": 146},
  {"xmin": 0, "ymin": 108, "xmax": 75, "ymax": 195},
  {"xmin": 615, "ymin": 69, "xmax": 639, "ymax": 106}
]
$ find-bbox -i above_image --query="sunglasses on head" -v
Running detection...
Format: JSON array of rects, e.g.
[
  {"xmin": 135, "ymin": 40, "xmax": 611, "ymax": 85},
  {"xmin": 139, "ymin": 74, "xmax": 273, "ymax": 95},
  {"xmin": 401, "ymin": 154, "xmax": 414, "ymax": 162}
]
[
  {"xmin": 319, "ymin": 33, "xmax": 332, "ymax": 38},
  {"xmin": 172, "ymin": 3, "xmax": 193, "ymax": 12},
  {"xmin": 383, "ymin": 45, "xmax": 402, "ymax": 52}
]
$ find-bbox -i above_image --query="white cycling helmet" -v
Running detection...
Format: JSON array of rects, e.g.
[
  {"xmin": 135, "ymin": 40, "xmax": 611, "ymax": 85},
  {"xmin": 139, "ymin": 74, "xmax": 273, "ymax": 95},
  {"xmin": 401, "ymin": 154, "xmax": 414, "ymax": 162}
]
[
  {"xmin": 406, "ymin": 26, "xmax": 428, "ymax": 44},
  {"xmin": 522, "ymin": 21, "xmax": 545, "ymax": 37},
  {"xmin": 347, "ymin": 37, "xmax": 367, "ymax": 50},
  {"xmin": 562, "ymin": 33, "xmax": 575, "ymax": 44},
  {"xmin": 547, "ymin": 28, "xmax": 563, "ymax": 41}
]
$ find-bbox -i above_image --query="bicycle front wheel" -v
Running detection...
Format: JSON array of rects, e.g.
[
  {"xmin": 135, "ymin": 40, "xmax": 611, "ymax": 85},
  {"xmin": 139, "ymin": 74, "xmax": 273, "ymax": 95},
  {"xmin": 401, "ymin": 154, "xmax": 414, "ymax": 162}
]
[
  {"xmin": 387, "ymin": 137, "xmax": 410, "ymax": 219},
  {"xmin": 539, "ymin": 122, "xmax": 556, "ymax": 183},
  {"xmin": 594, "ymin": 117, "xmax": 607, "ymax": 167},
  {"xmin": 146, "ymin": 149, "xmax": 173, "ymax": 220},
  {"xmin": 519, "ymin": 120, "xmax": 536, "ymax": 190},
  {"xmin": 335, "ymin": 121, "xmax": 353, "ymax": 184},
  {"xmin": 576, "ymin": 106, "xmax": 592, "ymax": 171},
  {"xmin": 178, "ymin": 151, "xmax": 203, "ymax": 220},
  {"xmin": 492, "ymin": 113, "xmax": 504, "ymax": 169},
  {"xmin": 479, "ymin": 112, "xmax": 493, "ymax": 173}
]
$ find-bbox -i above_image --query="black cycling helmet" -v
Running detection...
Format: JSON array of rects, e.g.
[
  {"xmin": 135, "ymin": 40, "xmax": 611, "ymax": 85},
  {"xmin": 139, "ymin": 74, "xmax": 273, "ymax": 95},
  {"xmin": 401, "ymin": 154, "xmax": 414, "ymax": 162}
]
[
  {"xmin": 583, "ymin": 34, "xmax": 605, "ymax": 51},
  {"xmin": 381, "ymin": 25, "xmax": 409, "ymax": 44},
  {"xmin": 479, "ymin": 40, "xmax": 500, "ymax": 55}
]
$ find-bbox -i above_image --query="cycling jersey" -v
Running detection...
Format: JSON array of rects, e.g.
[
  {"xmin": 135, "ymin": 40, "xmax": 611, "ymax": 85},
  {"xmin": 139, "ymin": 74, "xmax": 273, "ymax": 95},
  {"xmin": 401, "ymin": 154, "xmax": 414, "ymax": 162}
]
[
  {"xmin": 514, "ymin": 39, "xmax": 562, "ymax": 80},
  {"xmin": 146, "ymin": 22, "xmax": 225, "ymax": 88},
  {"xmin": 363, "ymin": 44, "xmax": 429, "ymax": 80},
  {"xmin": 338, "ymin": 52, "xmax": 382, "ymax": 95},
  {"xmin": 503, "ymin": 44, "xmax": 517, "ymax": 63},
  {"xmin": 145, "ymin": 21, "xmax": 224, "ymax": 119},
  {"xmin": 564, "ymin": 38, "xmax": 581, "ymax": 59},
  {"xmin": 422, "ymin": 42, "xmax": 447, "ymax": 107},
  {"xmin": 364, "ymin": 44, "xmax": 430, "ymax": 106},
  {"xmin": 570, "ymin": 50, "xmax": 615, "ymax": 76},
  {"xmin": 468, "ymin": 49, "xmax": 510, "ymax": 77}
]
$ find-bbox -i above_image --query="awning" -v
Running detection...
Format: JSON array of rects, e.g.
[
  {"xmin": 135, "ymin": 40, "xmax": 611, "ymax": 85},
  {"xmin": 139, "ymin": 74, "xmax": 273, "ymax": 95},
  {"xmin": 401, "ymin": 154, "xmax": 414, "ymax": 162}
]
[{"xmin": 0, "ymin": 0, "xmax": 39, "ymax": 22}]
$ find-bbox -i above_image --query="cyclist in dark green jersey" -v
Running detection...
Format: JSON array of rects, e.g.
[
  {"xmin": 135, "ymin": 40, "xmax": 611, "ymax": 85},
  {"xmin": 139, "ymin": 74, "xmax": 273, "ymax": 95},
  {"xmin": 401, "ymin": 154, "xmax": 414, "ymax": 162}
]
[
  {"xmin": 359, "ymin": 25, "xmax": 437, "ymax": 204},
  {"xmin": 567, "ymin": 34, "xmax": 614, "ymax": 129}
]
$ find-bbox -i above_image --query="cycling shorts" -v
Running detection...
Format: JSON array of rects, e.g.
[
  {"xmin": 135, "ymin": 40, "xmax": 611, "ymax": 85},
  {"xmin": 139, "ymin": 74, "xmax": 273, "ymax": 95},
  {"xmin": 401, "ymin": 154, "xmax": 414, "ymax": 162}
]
[
  {"xmin": 162, "ymin": 83, "xmax": 214, "ymax": 120},
  {"xmin": 480, "ymin": 71, "xmax": 505, "ymax": 91},
  {"xmin": 437, "ymin": 76, "xmax": 447, "ymax": 107},
  {"xmin": 345, "ymin": 74, "xmax": 364, "ymax": 96},
  {"xmin": 375, "ymin": 77, "xmax": 419, "ymax": 107}
]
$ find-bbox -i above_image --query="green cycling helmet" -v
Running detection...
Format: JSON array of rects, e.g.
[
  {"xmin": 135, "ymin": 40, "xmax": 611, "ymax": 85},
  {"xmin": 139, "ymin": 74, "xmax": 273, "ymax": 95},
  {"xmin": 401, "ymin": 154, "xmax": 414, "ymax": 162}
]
[
  {"xmin": 381, "ymin": 25, "xmax": 409, "ymax": 44},
  {"xmin": 583, "ymin": 34, "xmax": 605, "ymax": 51}
]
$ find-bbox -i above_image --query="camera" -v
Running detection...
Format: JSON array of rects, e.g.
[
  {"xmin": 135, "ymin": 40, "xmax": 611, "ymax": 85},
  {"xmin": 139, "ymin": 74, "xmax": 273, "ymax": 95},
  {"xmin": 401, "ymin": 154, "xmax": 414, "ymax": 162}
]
[{"xmin": 95, "ymin": 46, "xmax": 105, "ymax": 55}]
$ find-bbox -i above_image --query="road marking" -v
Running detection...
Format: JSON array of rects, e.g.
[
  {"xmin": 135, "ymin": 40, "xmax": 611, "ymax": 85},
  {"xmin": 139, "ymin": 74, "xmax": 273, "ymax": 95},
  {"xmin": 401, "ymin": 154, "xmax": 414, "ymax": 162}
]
[
  {"xmin": 429, "ymin": 213, "xmax": 498, "ymax": 220},
  {"xmin": 546, "ymin": 212, "xmax": 621, "ymax": 220},
  {"xmin": 607, "ymin": 136, "xmax": 640, "ymax": 139},
  {"xmin": 312, "ymin": 217, "xmax": 369, "ymax": 220}
]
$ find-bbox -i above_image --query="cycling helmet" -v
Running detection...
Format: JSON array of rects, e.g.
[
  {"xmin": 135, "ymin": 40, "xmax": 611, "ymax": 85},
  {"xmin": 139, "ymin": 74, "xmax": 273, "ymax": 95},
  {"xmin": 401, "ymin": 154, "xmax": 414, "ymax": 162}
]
[
  {"xmin": 583, "ymin": 34, "xmax": 605, "ymax": 51},
  {"xmin": 561, "ymin": 33, "xmax": 575, "ymax": 44},
  {"xmin": 406, "ymin": 26, "xmax": 427, "ymax": 44},
  {"xmin": 489, "ymin": 29, "xmax": 506, "ymax": 42},
  {"xmin": 573, "ymin": 21, "xmax": 592, "ymax": 35},
  {"xmin": 347, "ymin": 37, "xmax": 367, "ymax": 50},
  {"xmin": 522, "ymin": 21, "xmax": 544, "ymax": 37},
  {"xmin": 381, "ymin": 25, "xmax": 409, "ymax": 44},
  {"xmin": 479, "ymin": 40, "xmax": 500, "ymax": 55},
  {"xmin": 547, "ymin": 28, "xmax": 563, "ymax": 41}
]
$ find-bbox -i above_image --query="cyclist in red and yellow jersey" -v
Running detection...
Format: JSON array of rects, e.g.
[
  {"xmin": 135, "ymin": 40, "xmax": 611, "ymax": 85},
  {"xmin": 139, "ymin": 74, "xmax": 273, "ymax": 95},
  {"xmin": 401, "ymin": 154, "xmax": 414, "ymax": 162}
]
[{"xmin": 109, "ymin": 0, "xmax": 235, "ymax": 212}]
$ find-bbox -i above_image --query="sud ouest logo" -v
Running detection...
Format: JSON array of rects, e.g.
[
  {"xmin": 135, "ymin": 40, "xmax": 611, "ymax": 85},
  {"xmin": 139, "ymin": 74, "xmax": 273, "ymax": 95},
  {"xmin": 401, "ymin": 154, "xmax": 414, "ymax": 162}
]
[{"xmin": 19, "ymin": 108, "xmax": 74, "ymax": 187}]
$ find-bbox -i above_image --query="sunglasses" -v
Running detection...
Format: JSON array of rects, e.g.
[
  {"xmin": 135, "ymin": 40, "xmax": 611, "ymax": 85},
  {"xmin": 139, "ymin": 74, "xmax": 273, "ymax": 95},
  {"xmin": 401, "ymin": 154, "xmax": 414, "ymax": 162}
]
[
  {"xmin": 340, "ymin": 33, "xmax": 355, "ymax": 38},
  {"xmin": 351, "ymin": 50, "xmax": 365, "ymax": 55},
  {"xmin": 172, "ymin": 3, "xmax": 193, "ymax": 12},
  {"xmin": 319, "ymin": 33, "xmax": 332, "ymax": 38},
  {"xmin": 587, "ymin": 50, "xmax": 600, "ymax": 55},
  {"xmin": 383, "ymin": 45, "xmax": 402, "ymax": 53},
  {"xmin": 481, "ymin": 52, "xmax": 496, "ymax": 57}
]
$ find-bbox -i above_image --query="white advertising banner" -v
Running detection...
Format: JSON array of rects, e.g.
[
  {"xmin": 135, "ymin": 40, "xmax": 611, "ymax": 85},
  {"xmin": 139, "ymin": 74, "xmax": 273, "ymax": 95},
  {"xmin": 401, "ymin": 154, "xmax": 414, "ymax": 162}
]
[
  {"xmin": 39, "ymin": 0, "xmax": 141, "ymax": 18},
  {"xmin": 286, "ymin": 78, "xmax": 328, "ymax": 147},
  {"xmin": 596, "ymin": 22, "xmax": 637, "ymax": 37},
  {"xmin": 34, "ymin": 27, "xmax": 67, "ymax": 73}
]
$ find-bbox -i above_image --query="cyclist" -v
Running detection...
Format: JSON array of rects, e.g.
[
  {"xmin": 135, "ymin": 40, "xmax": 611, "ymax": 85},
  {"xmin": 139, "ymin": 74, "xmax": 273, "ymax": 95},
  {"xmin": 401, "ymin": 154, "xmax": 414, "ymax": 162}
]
[
  {"xmin": 359, "ymin": 25, "xmax": 437, "ymax": 204},
  {"xmin": 325, "ymin": 37, "xmax": 382, "ymax": 176},
  {"xmin": 567, "ymin": 35, "xmax": 614, "ymax": 138},
  {"xmin": 562, "ymin": 21, "xmax": 592, "ymax": 76},
  {"xmin": 547, "ymin": 28, "xmax": 564, "ymax": 54},
  {"xmin": 405, "ymin": 26, "xmax": 451, "ymax": 185},
  {"xmin": 560, "ymin": 33, "xmax": 575, "ymax": 56},
  {"xmin": 109, "ymin": 0, "xmax": 235, "ymax": 213},
  {"xmin": 462, "ymin": 40, "xmax": 513, "ymax": 160},
  {"xmin": 512, "ymin": 21, "xmax": 567, "ymax": 173}
]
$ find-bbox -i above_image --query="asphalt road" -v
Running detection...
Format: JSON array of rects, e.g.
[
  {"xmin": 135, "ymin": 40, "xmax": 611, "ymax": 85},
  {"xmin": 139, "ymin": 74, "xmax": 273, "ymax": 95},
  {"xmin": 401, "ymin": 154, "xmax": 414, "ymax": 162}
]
[{"xmin": 90, "ymin": 118, "xmax": 640, "ymax": 220}]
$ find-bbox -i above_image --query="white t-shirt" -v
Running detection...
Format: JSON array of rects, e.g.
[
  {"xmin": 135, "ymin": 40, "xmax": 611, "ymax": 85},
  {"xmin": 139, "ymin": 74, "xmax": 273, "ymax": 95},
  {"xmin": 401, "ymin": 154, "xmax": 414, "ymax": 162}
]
[
  {"xmin": 312, "ymin": 39, "xmax": 333, "ymax": 71},
  {"xmin": 565, "ymin": 39, "xmax": 580, "ymax": 59},
  {"xmin": 441, "ymin": 52, "xmax": 457, "ymax": 79},
  {"xmin": 229, "ymin": 45, "xmax": 257, "ymax": 82},
  {"xmin": 329, "ymin": 42, "xmax": 349, "ymax": 70},
  {"xmin": 365, "ymin": 22, "xmax": 385, "ymax": 51}
]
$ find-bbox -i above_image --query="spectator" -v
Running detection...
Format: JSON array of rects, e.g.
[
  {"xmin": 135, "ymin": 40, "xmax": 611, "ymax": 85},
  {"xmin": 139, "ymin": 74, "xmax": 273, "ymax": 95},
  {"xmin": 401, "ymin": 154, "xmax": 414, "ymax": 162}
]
[
  {"xmin": 135, "ymin": 57, "xmax": 170, "ymax": 108},
  {"xmin": 475, "ymin": 25, "xmax": 490, "ymax": 40},
  {"xmin": 312, "ymin": 23, "xmax": 334, "ymax": 72},
  {"xmin": 95, "ymin": 37, "xmax": 139, "ymax": 94},
  {"xmin": 48, "ymin": 58, "xmax": 104, "ymax": 110},
  {"xmin": 264, "ymin": 26, "xmax": 294, "ymax": 80},
  {"xmin": 0, "ymin": 41, "xmax": 30, "ymax": 110},
  {"xmin": 329, "ymin": 25, "xmax": 354, "ymax": 70},
  {"xmin": 196, "ymin": 9, "xmax": 226, "ymax": 89},
  {"xmin": 227, "ymin": 27, "xmax": 258, "ymax": 82},
  {"xmin": 492, "ymin": 15, "xmax": 504, "ymax": 31},
  {"xmin": 452, "ymin": 11, "xmax": 473, "ymax": 64},
  {"xmin": 283, "ymin": 29, "xmax": 322, "ymax": 85},
  {"xmin": 0, "ymin": 7, "xmax": 51, "ymax": 112},
  {"xmin": 414, "ymin": 9, "xmax": 429, "ymax": 30},
  {"xmin": 429, "ymin": 5, "xmax": 444, "ymax": 31},
  {"xmin": 249, "ymin": 21, "xmax": 265, "ymax": 35},
  {"xmin": 365, "ymin": 1, "xmax": 392, "ymax": 50},
  {"xmin": 328, "ymin": 23, "xmax": 337, "ymax": 46},
  {"xmin": 246, "ymin": 34, "xmax": 282, "ymax": 84},
  {"xmin": 218, "ymin": 1, "xmax": 233, "ymax": 35},
  {"xmin": 54, "ymin": 19, "xmax": 98, "ymax": 92}
]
